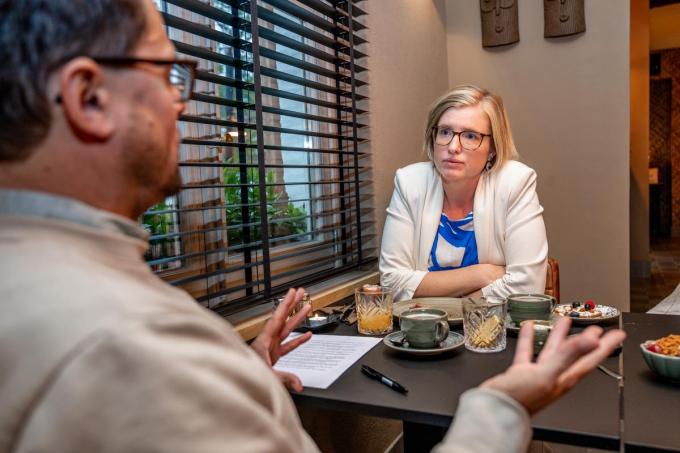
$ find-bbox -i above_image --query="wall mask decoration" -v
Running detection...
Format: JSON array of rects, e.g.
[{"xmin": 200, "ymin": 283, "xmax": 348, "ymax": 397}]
[
  {"xmin": 480, "ymin": 0, "xmax": 519, "ymax": 48},
  {"xmin": 544, "ymin": 0, "xmax": 586, "ymax": 38}
]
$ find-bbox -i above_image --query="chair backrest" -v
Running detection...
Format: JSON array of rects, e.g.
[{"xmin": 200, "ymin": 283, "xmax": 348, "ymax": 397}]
[{"xmin": 544, "ymin": 257, "xmax": 560, "ymax": 303}]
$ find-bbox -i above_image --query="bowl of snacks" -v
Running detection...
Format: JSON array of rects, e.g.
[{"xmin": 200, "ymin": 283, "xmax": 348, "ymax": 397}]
[{"xmin": 640, "ymin": 334, "xmax": 680, "ymax": 383}]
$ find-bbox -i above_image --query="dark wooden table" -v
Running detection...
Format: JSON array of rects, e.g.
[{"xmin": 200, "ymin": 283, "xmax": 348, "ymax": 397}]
[
  {"xmin": 622, "ymin": 313, "xmax": 680, "ymax": 452},
  {"xmin": 292, "ymin": 316, "xmax": 626, "ymax": 452}
]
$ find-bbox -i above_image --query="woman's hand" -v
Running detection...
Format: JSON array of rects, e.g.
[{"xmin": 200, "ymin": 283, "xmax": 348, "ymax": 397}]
[{"xmin": 250, "ymin": 288, "xmax": 312, "ymax": 392}]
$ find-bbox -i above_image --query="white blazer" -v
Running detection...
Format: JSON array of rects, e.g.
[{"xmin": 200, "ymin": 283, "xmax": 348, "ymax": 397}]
[{"xmin": 379, "ymin": 160, "xmax": 548, "ymax": 301}]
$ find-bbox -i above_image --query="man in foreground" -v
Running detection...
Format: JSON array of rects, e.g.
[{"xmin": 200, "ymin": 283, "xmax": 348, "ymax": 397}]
[{"xmin": 0, "ymin": 1, "xmax": 625, "ymax": 452}]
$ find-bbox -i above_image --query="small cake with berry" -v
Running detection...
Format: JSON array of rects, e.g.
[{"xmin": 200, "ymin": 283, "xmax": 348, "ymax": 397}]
[{"xmin": 553, "ymin": 300, "xmax": 603, "ymax": 318}]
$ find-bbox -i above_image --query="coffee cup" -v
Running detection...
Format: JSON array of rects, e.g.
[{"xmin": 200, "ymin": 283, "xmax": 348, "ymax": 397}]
[
  {"xmin": 507, "ymin": 294, "xmax": 556, "ymax": 325},
  {"xmin": 399, "ymin": 308, "xmax": 449, "ymax": 349}
]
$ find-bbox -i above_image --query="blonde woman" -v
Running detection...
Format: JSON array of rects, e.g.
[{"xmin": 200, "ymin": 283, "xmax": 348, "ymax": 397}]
[{"xmin": 380, "ymin": 85, "xmax": 548, "ymax": 301}]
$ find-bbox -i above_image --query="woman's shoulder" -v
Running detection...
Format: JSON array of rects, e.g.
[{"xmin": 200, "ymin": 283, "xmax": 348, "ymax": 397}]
[
  {"xmin": 392, "ymin": 162, "xmax": 439, "ymax": 205},
  {"xmin": 395, "ymin": 161, "xmax": 437, "ymax": 182},
  {"xmin": 493, "ymin": 160, "xmax": 537, "ymax": 187},
  {"xmin": 496, "ymin": 160, "xmax": 536, "ymax": 177}
]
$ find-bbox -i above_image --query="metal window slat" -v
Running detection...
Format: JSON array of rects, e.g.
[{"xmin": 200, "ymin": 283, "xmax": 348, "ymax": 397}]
[
  {"xmin": 163, "ymin": 12, "xmax": 244, "ymax": 48},
  {"xmin": 263, "ymin": 85, "xmax": 366, "ymax": 109},
  {"xmin": 265, "ymin": 64, "xmax": 367, "ymax": 88},
  {"xmin": 263, "ymin": 0, "xmax": 337, "ymax": 38},
  {"xmin": 262, "ymin": 144, "xmax": 367, "ymax": 155},
  {"xmin": 259, "ymin": 47, "xmax": 343, "ymax": 80},
  {"xmin": 182, "ymin": 178, "xmax": 362, "ymax": 189},
  {"xmin": 261, "ymin": 66, "xmax": 344, "ymax": 95},
  {"xmin": 336, "ymin": 1, "xmax": 367, "ymax": 17},
  {"xmin": 180, "ymin": 138, "xmax": 256, "ymax": 147},
  {"xmin": 164, "ymin": 0, "xmax": 240, "ymax": 25},
  {"xmin": 195, "ymin": 280, "xmax": 264, "ymax": 303},
  {"xmin": 256, "ymin": 6, "xmax": 366, "ymax": 57},
  {"xmin": 179, "ymin": 114, "xmax": 254, "ymax": 129},
  {"xmin": 173, "ymin": 41, "xmax": 243, "ymax": 67},
  {"xmin": 179, "ymin": 161, "xmax": 362, "ymax": 170},
  {"xmin": 268, "ymin": 221, "xmax": 374, "ymax": 245},
  {"xmin": 257, "ymin": 26, "xmax": 343, "ymax": 66},
  {"xmin": 260, "ymin": 106, "xmax": 352, "ymax": 127},
  {"xmin": 144, "ymin": 192, "xmax": 365, "ymax": 217},
  {"xmin": 257, "ymin": 6, "xmax": 336, "ymax": 49},
  {"xmin": 261, "ymin": 125, "xmax": 366, "ymax": 140},
  {"xmin": 269, "ymin": 247, "xmax": 377, "ymax": 284},
  {"xmin": 148, "ymin": 208, "xmax": 368, "ymax": 244},
  {"xmin": 295, "ymin": 0, "xmax": 367, "ymax": 31},
  {"xmin": 151, "ymin": 221, "xmax": 372, "ymax": 264},
  {"xmin": 189, "ymin": 92, "xmax": 252, "ymax": 109},
  {"xmin": 148, "ymin": 230, "xmax": 365, "ymax": 268},
  {"xmin": 194, "ymin": 69, "xmax": 253, "ymax": 90},
  {"xmin": 259, "ymin": 45, "xmax": 367, "ymax": 75}
]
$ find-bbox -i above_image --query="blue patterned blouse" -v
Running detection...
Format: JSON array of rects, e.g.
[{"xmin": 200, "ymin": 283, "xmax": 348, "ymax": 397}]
[{"xmin": 428, "ymin": 212, "xmax": 479, "ymax": 271}]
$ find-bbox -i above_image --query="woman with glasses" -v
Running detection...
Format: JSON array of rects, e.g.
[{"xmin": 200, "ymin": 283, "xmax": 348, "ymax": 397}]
[{"xmin": 379, "ymin": 85, "xmax": 548, "ymax": 301}]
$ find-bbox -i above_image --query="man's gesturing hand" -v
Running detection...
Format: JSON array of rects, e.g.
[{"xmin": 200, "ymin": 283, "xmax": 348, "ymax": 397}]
[
  {"xmin": 481, "ymin": 317, "xmax": 626, "ymax": 415},
  {"xmin": 251, "ymin": 287, "xmax": 312, "ymax": 392}
]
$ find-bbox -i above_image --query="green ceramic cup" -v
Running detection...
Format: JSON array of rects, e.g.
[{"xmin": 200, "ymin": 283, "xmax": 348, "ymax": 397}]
[
  {"xmin": 399, "ymin": 308, "xmax": 450, "ymax": 349},
  {"xmin": 507, "ymin": 294, "xmax": 556, "ymax": 326},
  {"xmin": 520, "ymin": 320, "xmax": 553, "ymax": 354}
]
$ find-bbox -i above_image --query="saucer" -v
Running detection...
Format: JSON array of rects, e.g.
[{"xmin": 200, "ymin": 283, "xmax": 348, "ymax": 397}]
[
  {"xmin": 506, "ymin": 318, "xmax": 521, "ymax": 333},
  {"xmin": 383, "ymin": 331, "xmax": 464, "ymax": 356},
  {"xmin": 506, "ymin": 317, "xmax": 553, "ymax": 334}
]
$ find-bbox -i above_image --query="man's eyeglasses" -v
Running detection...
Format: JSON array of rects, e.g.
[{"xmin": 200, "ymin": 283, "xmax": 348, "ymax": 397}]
[
  {"xmin": 94, "ymin": 57, "xmax": 197, "ymax": 102},
  {"xmin": 432, "ymin": 126, "xmax": 491, "ymax": 151},
  {"xmin": 55, "ymin": 57, "xmax": 197, "ymax": 102}
]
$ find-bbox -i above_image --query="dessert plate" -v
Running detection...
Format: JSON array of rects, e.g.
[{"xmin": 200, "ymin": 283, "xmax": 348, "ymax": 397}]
[{"xmin": 553, "ymin": 304, "xmax": 620, "ymax": 324}]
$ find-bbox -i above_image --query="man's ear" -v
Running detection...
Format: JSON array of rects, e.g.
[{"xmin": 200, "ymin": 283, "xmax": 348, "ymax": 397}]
[{"xmin": 58, "ymin": 57, "xmax": 115, "ymax": 142}]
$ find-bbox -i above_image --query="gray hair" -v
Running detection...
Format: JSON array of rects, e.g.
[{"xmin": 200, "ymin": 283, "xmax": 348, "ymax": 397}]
[{"xmin": 0, "ymin": 0, "xmax": 147, "ymax": 161}]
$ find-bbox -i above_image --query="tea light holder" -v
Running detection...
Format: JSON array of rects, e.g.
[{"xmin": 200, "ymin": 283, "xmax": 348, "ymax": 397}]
[
  {"xmin": 297, "ymin": 310, "xmax": 340, "ymax": 332},
  {"xmin": 306, "ymin": 311, "xmax": 329, "ymax": 325}
]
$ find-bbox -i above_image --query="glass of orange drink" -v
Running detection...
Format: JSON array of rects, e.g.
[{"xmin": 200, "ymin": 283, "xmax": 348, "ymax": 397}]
[{"xmin": 355, "ymin": 284, "xmax": 393, "ymax": 335}]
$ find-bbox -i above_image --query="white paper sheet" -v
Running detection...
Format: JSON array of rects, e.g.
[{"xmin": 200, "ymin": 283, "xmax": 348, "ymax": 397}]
[{"xmin": 273, "ymin": 334, "xmax": 381, "ymax": 389}]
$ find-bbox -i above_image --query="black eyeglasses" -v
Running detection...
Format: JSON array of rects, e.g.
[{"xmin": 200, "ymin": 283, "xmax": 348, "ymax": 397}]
[
  {"xmin": 432, "ymin": 126, "xmax": 491, "ymax": 151},
  {"xmin": 55, "ymin": 57, "xmax": 197, "ymax": 103}
]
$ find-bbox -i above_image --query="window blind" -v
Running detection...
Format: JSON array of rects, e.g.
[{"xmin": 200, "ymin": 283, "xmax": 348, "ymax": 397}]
[{"xmin": 145, "ymin": 0, "xmax": 373, "ymax": 316}]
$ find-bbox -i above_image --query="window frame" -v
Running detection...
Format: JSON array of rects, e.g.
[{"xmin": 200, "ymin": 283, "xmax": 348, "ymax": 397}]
[{"xmin": 146, "ymin": 0, "xmax": 373, "ymax": 316}]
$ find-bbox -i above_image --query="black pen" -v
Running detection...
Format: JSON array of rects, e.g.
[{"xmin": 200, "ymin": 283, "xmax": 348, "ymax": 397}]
[{"xmin": 361, "ymin": 365, "xmax": 408, "ymax": 394}]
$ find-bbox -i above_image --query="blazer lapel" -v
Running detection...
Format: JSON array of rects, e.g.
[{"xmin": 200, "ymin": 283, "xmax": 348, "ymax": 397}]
[
  {"xmin": 474, "ymin": 171, "xmax": 493, "ymax": 263},
  {"xmin": 418, "ymin": 165, "xmax": 443, "ymax": 270}
]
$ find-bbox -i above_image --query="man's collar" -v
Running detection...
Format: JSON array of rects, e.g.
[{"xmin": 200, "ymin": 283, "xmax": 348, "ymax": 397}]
[{"xmin": 0, "ymin": 189, "xmax": 149, "ymax": 241}]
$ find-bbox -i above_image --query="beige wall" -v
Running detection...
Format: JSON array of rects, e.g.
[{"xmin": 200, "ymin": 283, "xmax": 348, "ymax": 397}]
[
  {"xmin": 650, "ymin": 4, "xmax": 680, "ymax": 51},
  {"xmin": 630, "ymin": 0, "xmax": 650, "ymax": 278},
  {"xmin": 363, "ymin": 0, "xmax": 449, "ymax": 242},
  {"xmin": 444, "ymin": 0, "xmax": 631, "ymax": 310}
]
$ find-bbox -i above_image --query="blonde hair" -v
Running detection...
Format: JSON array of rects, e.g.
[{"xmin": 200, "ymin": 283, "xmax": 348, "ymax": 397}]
[{"xmin": 423, "ymin": 84, "xmax": 519, "ymax": 172}]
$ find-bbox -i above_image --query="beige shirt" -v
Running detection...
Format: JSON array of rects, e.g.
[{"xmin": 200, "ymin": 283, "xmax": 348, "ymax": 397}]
[
  {"xmin": 0, "ymin": 190, "xmax": 317, "ymax": 453},
  {"xmin": 0, "ymin": 190, "xmax": 531, "ymax": 453}
]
